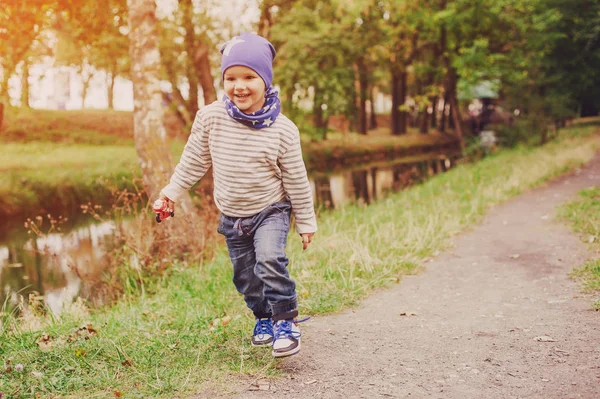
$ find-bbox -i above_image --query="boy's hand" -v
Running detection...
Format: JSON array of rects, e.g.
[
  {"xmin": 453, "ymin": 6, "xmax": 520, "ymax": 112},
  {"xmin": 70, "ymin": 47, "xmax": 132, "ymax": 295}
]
[
  {"xmin": 301, "ymin": 233, "xmax": 314, "ymax": 250},
  {"xmin": 153, "ymin": 196, "xmax": 175, "ymax": 223}
]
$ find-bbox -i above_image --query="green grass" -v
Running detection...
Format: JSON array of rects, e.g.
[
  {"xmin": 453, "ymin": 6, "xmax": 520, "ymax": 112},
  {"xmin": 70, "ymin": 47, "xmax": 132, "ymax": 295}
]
[
  {"xmin": 0, "ymin": 142, "xmax": 185, "ymax": 221},
  {"xmin": 557, "ymin": 186, "xmax": 600, "ymax": 306},
  {"xmin": 1, "ymin": 124, "xmax": 599, "ymax": 398}
]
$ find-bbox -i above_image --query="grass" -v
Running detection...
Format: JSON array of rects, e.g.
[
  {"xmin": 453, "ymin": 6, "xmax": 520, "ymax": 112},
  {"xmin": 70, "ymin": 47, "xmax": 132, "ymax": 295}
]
[
  {"xmin": 557, "ymin": 186, "xmax": 600, "ymax": 308},
  {"xmin": 1, "ymin": 123, "xmax": 599, "ymax": 398}
]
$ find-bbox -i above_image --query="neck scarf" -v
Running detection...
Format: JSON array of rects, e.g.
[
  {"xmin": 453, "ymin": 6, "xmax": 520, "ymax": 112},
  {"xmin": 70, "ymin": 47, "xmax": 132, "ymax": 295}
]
[{"xmin": 223, "ymin": 87, "xmax": 281, "ymax": 129}]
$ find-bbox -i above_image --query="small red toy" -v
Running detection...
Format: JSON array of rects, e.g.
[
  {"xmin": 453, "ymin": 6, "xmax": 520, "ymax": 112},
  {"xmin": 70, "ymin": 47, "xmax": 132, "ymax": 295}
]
[{"xmin": 153, "ymin": 198, "xmax": 174, "ymax": 223}]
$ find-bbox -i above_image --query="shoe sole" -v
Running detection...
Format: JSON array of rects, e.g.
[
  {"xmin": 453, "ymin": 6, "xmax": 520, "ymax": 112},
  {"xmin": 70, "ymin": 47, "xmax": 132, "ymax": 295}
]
[
  {"xmin": 272, "ymin": 342, "xmax": 301, "ymax": 358},
  {"xmin": 251, "ymin": 340, "xmax": 273, "ymax": 347}
]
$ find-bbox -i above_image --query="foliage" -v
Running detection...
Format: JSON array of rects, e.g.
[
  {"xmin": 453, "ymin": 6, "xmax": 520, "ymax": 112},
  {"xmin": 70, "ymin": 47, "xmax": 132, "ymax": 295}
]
[
  {"xmin": 272, "ymin": 0, "xmax": 361, "ymax": 135},
  {"xmin": 0, "ymin": 0, "xmax": 55, "ymax": 101}
]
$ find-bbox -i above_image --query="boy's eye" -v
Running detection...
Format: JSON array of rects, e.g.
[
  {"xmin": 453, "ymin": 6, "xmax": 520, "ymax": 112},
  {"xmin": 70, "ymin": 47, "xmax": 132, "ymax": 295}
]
[{"xmin": 246, "ymin": 76, "xmax": 255, "ymax": 79}]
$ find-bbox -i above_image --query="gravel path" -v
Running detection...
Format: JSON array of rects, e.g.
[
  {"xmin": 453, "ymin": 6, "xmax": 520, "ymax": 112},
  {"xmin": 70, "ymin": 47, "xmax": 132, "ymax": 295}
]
[{"xmin": 205, "ymin": 154, "xmax": 600, "ymax": 399}]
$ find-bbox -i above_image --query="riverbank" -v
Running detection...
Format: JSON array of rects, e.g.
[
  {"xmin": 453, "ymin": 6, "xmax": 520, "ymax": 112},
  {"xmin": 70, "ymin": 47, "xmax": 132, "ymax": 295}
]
[
  {"xmin": 1, "ymin": 122, "xmax": 599, "ymax": 398},
  {"xmin": 0, "ymin": 107, "xmax": 460, "ymax": 225}
]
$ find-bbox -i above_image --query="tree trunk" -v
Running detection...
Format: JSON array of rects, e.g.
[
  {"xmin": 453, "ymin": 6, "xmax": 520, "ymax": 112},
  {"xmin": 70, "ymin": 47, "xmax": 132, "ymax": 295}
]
[
  {"xmin": 420, "ymin": 104, "xmax": 429, "ymax": 134},
  {"xmin": 162, "ymin": 90, "xmax": 192, "ymax": 127},
  {"xmin": 430, "ymin": 96, "xmax": 438, "ymax": 129},
  {"xmin": 258, "ymin": 0, "xmax": 273, "ymax": 39},
  {"xmin": 440, "ymin": 93, "xmax": 448, "ymax": 132},
  {"xmin": 80, "ymin": 65, "xmax": 92, "ymax": 109},
  {"xmin": 0, "ymin": 80, "xmax": 8, "ymax": 103},
  {"xmin": 182, "ymin": 0, "xmax": 199, "ymax": 115},
  {"xmin": 449, "ymin": 94, "xmax": 464, "ymax": 151},
  {"xmin": 107, "ymin": 70, "xmax": 116, "ymax": 109},
  {"xmin": 356, "ymin": 57, "xmax": 368, "ymax": 135},
  {"xmin": 399, "ymin": 70, "xmax": 408, "ymax": 134},
  {"xmin": 369, "ymin": 86, "xmax": 377, "ymax": 130},
  {"xmin": 21, "ymin": 59, "xmax": 30, "ymax": 108},
  {"xmin": 128, "ymin": 0, "xmax": 200, "ymax": 231},
  {"xmin": 312, "ymin": 85, "xmax": 327, "ymax": 138},
  {"xmin": 391, "ymin": 68, "xmax": 401, "ymax": 135},
  {"xmin": 0, "ymin": 102, "xmax": 4, "ymax": 132},
  {"xmin": 193, "ymin": 43, "xmax": 217, "ymax": 105}
]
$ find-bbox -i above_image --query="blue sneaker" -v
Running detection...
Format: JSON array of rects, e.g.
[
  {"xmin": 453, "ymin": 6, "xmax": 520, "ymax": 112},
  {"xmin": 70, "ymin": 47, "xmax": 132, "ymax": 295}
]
[
  {"xmin": 252, "ymin": 318, "xmax": 274, "ymax": 346},
  {"xmin": 272, "ymin": 319, "xmax": 301, "ymax": 358}
]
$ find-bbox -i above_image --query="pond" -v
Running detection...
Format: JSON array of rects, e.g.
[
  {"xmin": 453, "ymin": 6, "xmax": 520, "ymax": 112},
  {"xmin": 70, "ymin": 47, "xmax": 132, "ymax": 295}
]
[{"xmin": 0, "ymin": 153, "xmax": 456, "ymax": 314}]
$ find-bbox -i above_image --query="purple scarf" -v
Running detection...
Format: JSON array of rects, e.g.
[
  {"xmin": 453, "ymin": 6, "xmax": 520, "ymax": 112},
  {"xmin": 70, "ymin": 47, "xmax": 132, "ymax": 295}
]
[{"xmin": 223, "ymin": 87, "xmax": 281, "ymax": 129}]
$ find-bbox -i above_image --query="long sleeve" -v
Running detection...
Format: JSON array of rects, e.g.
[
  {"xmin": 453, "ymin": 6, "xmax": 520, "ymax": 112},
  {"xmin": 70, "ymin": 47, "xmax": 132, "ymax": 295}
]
[
  {"xmin": 161, "ymin": 110, "xmax": 212, "ymax": 202},
  {"xmin": 279, "ymin": 132, "xmax": 318, "ymax": 235}
]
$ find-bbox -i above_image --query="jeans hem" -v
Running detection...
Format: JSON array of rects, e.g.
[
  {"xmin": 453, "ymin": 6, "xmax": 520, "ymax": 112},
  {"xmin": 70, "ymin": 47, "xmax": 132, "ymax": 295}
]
[
  {"xmin": 253, "ymin": 311, "xmax": 273, "ymax": 319},
  {"xmin": 271, "ymin": 297, "xmax": 298, "ymax": 319}
]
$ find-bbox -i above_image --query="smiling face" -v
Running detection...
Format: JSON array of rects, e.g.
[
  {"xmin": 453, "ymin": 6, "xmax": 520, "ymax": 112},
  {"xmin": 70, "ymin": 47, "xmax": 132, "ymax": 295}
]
[{"xmin": 223, "ymin": 66, "xmax": 266, "ymax": 115}]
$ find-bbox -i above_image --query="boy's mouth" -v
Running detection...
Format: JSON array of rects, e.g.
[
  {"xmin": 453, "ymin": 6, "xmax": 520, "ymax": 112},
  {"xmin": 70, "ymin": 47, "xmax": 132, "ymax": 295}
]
[{"xmin": 235, "ymin": 94, "xmax": 250, "ymax": 99}]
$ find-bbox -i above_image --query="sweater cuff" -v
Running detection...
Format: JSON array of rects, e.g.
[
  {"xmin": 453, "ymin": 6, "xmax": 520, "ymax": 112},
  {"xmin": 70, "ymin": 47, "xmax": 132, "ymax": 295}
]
[
  {"xmin": 295, "ymin": 217, "xmax": 318, "ymax": 235},
  {"xmin": 160, "ymin": 182, "xmax": 188, "ymax": 203}
]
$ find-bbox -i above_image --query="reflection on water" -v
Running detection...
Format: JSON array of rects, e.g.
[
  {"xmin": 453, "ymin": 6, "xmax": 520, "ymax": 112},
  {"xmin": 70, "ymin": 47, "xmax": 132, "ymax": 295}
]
[
  {"xmin": 0, "ymin": 155, "xmax": 454, "ymax": 313},
  {"xmin": 312, "ymin": 155, "xmax": 452, "ymax": 209},
  {"xmin": 0, "ymin": 222, "xmax": 116, "ymax": 314}
]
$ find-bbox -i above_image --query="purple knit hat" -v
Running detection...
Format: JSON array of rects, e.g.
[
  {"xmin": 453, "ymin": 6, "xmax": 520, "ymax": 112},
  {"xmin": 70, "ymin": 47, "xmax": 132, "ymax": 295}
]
[{"xmin": 220, "ymin": 32, "xmax": 276, "ymax": 88}]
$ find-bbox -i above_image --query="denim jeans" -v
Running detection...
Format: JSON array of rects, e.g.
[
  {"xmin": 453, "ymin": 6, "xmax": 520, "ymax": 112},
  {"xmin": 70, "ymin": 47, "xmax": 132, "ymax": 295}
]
[{"xmin": 217, "ymin": 201, "xmax": 298, "ymax": 321}]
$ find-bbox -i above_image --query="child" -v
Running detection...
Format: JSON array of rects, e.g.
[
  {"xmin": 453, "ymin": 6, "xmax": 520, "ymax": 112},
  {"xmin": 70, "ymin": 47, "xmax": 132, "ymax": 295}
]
[{"xmin": 154, "ymin": 32, "xmax": 317, "ymax": 358}]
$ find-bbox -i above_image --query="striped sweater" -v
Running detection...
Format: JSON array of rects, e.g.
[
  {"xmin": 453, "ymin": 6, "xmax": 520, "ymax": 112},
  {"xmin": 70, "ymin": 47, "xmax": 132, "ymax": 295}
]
[{"xmin": 161, "ymin": 101, "xmax": 317, "ymax": 234}]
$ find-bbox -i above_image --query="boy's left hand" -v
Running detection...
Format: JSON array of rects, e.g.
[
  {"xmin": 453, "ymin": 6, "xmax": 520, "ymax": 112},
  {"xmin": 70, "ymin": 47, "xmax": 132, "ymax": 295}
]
[{"xmin": 301, "ymin": 233, "xmax": 314, "ymax": 250}]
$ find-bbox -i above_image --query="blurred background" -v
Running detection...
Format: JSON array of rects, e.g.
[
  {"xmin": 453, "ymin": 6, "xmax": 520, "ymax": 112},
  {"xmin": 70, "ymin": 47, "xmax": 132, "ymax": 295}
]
[{"xmin": 2, "ymin": 0, "xmax": 599, "ymax": 136}]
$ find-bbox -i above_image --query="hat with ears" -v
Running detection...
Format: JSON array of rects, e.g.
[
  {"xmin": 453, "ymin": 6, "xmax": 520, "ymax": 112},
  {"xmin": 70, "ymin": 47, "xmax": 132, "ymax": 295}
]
[{"xmin": 220, "ymin": 32, "xmax": 277, "ymax": 88}]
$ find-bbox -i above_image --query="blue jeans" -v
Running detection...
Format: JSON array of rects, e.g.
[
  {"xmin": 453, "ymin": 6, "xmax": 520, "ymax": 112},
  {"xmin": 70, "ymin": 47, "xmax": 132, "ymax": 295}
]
[{"xmin": 217, "ymin": 202, "xmax": 298, "ymax": 321}]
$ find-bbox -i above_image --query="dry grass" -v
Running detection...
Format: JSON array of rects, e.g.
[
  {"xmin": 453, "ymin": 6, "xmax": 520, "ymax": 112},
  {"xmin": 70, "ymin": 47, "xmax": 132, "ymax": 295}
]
[{"xmin": 1, "ymin": 107, "xmax": 186, "ymax": 144}]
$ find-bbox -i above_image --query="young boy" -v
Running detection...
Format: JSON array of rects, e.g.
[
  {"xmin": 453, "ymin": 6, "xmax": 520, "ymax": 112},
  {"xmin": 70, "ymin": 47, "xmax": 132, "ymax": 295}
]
[{"xmin": 154, "ymin": 32, "xmax": 317, "ymax": 358}]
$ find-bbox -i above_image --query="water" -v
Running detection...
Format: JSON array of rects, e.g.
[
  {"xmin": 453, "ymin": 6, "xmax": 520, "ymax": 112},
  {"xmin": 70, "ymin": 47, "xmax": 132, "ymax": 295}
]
[{"xmin": 0, "ymin": 154, "xmax": 455, "ymax": 313}]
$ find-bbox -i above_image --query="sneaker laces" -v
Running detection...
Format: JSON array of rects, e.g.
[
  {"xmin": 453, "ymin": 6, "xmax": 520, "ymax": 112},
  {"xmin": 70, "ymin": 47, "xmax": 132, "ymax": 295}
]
[
  {"xmin": 253, "ymin": 318, "xmax": 274, "ymax": 338},
  {"xmin": 273, "ymin": 317, "xmax": 310, "ymax": 340}
]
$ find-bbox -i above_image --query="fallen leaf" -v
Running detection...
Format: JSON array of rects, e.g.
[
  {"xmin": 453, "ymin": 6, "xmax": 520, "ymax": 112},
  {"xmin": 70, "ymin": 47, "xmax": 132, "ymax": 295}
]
[
  {"xmin": 509, "ymin": 254, "xmax": 520, "ymax": 259},
  {"xmin": 305, "ymin": 379, "xmax": 317, "ymax": 385},
  {"xmin": 68, "ymin": 324, "xmax": 98, "ymax": 342},
  {"xmin": 221, "ymin": 316, "xmax": 232, "ymax": 327},
  {"xmin": 249, "ymin": 379, "xmax": 270, "ymax": 391},
  {"xmin": 121, "ymin": 360, "xmax": 134, "ymax": 367},
  {"xmin": 588, "ymin": 236, "xmax": 596, "ymax": 244},
  {"xmin": 114, "ymin": 391, "xmax": 123, "ymax": 398},
  {"xmin": 534, "ymin": 335, "xmax": 557, "ymax": 342},
  {"xmin": 36, "ymin": 333, "xmax": 54, "ymax": 351},
  {"xmin": 399, "ymin": 311, "xmax": 418, "ymax": 316}
]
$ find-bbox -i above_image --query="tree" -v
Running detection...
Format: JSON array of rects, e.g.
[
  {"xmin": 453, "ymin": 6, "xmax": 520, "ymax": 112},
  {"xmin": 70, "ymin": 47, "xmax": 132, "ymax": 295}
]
[
  {"xmin": 272, "ymin": 0, "xmax": 358, "ymax": 138},
  {"xmin": 0, "ymin": 0, "xmax": 52, "ymax": 105},
  {"xmin": 128, "ymin": 0, "xmax": 201, "ymax": 252}
]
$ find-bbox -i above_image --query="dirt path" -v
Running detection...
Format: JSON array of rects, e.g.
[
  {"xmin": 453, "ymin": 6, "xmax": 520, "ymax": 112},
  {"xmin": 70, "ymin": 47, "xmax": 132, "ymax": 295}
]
[{"xmin": 209, "ymin": 155, "xmax": 600, "ymax": 399}]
